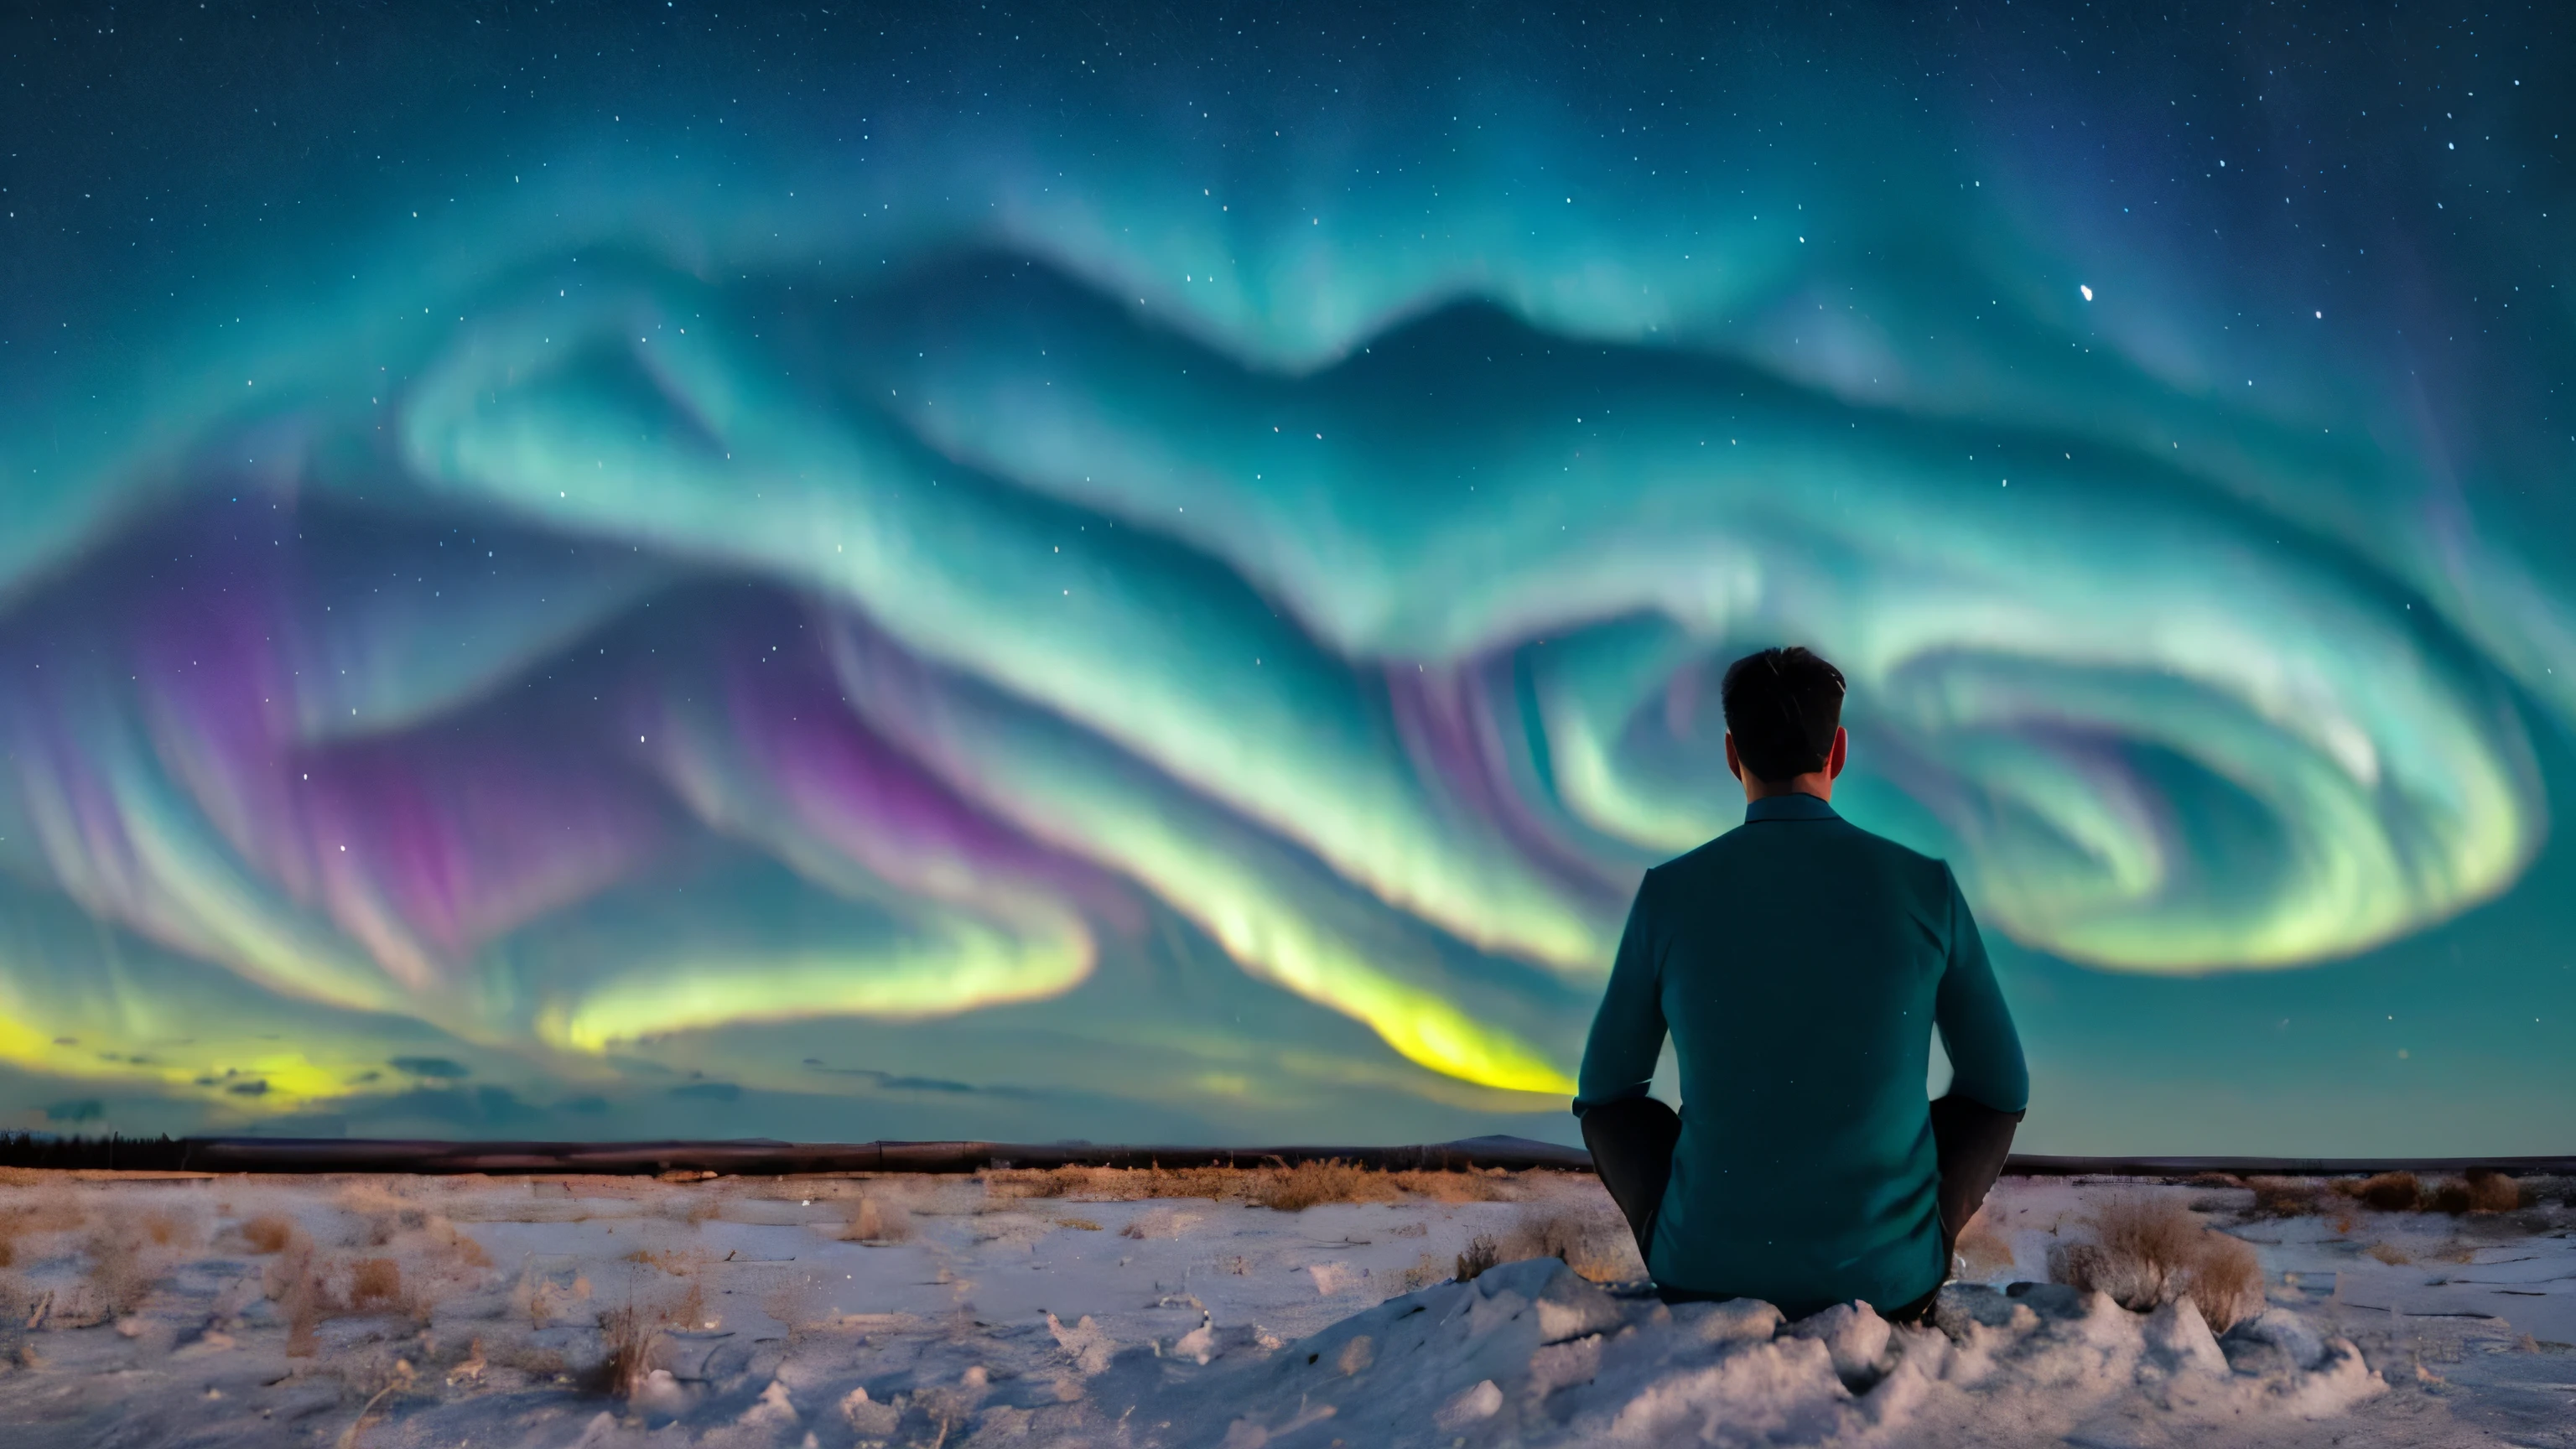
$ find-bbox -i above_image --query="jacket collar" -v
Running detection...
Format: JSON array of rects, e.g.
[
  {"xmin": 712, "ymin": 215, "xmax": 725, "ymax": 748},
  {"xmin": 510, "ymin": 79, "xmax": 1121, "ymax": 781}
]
[{"xmin": 1742, "ymin": 792, "xmax": 1840, "ymax": 823}]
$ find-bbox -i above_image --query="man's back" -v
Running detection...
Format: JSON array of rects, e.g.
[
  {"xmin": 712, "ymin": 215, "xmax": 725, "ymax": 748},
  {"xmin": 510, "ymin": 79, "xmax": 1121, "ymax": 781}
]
[{"xmin": 1576, "ymin": 792, "xmax": 2028, "ymax": 1319}]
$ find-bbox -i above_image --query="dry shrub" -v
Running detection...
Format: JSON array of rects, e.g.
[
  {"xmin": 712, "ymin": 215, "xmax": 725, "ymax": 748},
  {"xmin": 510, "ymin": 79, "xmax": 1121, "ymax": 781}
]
[
  {"xmin": 595, "ymin": 1303, "xmax": 655, "ymax": 1398},
  {"xmin": 1454, "ymin": 1234, "xmax": 1502, "ymax": 1282},
  {"xmin": 594, "ymin": 1269, "xmax": 717, "ymax": 1396},
  {"xmin": 670, "ymin": 1275, "xmax": 706, "ymax": 1332},
  {"xmin": 979, "ymin": 1160, "xmax": 1071, "ymax": 1196},
  {"xmin": 2365, "ymin": 1241, "xmax": 2413, "ymax": 1265},
  {"xmin": 241, "ymin": 1214, "xmax": 296, "ymax": 1254},
  {"xmin": 608, "ymin": 1256, "xmax": 707, "ymax": 1331},
  {"xmin": 2339, "ymin": 1172, "xmax": 2422, "ymax": 1212},
  {"xmin": 2328, "ymin": 1170, "xmax": 2517, "ymax": 1216},
  {"xmin": 985, "ymin": 1166, "xmax": 1083, "ymax": 1200},
  {"xmin": 283, "ymin": 1276, "xmax": 322, "ymax": 1357},
  {"xmin": 983, "ymin": 1161, "xmax": 1514, "ymax": 1210},
  {"xmin": 2247, "ymin": 1177, "xmax": 2322, "ymax": 1218},
  {"xmin": 139, "ymin": 1210, "xmax": 194, "ymax": 1249},
  {"xmin": 840, "ymin": 1197, "xmax": 912, "ymax": 1243},
  {"xmin": 1254, "ymin": 1160, "xmax": 1404, "ymax": 1212},
  {"xmin": 258, "ymin": 1233, "xmax": 330, "ymax": 1356},
  {"xmin": 2048, "ymin": 1196, "xmax": 2265, "ymax": 1332},
  {"xmin": 2188, "ymin": 1233, "xmax": 2263, "ymax": 1330},
  {"xmin": 2462, "ymin": 1169, "xmax": 2522, "ymax": 1213},
  {"xmin": 350, "ymin": 1258, "xmax": 402, "ymax": 1311},
  {"xmin": 987, "ymin": 1164, "xmax": 1243, "ymax": 1203},
  {"xmin": 0, "ymin": 1198, "xmax": 89, "ymax": 1268},
  {"xmin": 1391, "ymin": 1169, "xmax": 1520, "ymax": 1204}
]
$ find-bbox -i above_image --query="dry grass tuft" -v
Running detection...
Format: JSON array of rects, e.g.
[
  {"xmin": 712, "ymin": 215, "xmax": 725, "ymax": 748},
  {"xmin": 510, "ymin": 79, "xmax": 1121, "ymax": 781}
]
[
  {"xmin": 0, "ymin": 1198, "xmax": 89, "ymax": 1269},
  {"xmin": 350, "ymin": 1258, "xmax": 402, "ymax": 1311},
  {"xmin": 840, "ymin": 1197, "xmax": 912, "ymax": 1243},
  {"xmin": 253, "ymin": 1230, "xmax": 332, "ymax": 1356},
  {"xmin": 2049, "ymin": 1196, "xmax": 2265, "ymax": 1332},
  {"xmin": 1454, "ymin": 1234, "xmax": 1502, "ymax": 1282},
  {"xmin": 2187, "ymin": 1232, "xmax": 2263, "ymax": 1330},
  {"xmin": 2464, "ymin": 1169, "xmax": 2522, "ymax": 1213},
  {"xmin": 241, "ymin": 1214, "xmax": 297, "ymax": 1254},
  {"xmin": 2327, "ymin": 1170, "xmax": 2519, "ymax": 1216},
  {"xmin": 592, "ymin": 1265, "xmax": 717, "ymax": 1396},
  {"xmin": 2365, "ymin": 1241, "xmax": 2413, "ymax": 1265},
  {"xmin": 1391, "ymin": 1169, "xmax": 1521, "ymax": 1204},
  {"xmin": 138, "ymin": 1210, "xmax": 193, "ymax": 1249},
  {"xmin": 2340, "ymin": 1171, "xmax": 2423, "ymax": 1212},
  {"xmin": 283, "ymin": 1273, "xmax": 323, "ymax": 1357},
  {"xmin": 982, "ymin": 1161, "xmax": 1528, "ymax": 1210},
  {"xmin": 987, "ymin": 1163, "xmax": 1244, "ymax": 1202},
  {"xmin": 594, "ymin": 1302, "xmax": 655, "ymax": 1399},
  {"xmin": 1252, "ymin": 1161, "xmax": 1405, "ymax": 1212},
  {"xmin": 2246, "ymin": 1177, "xmax": 2322, "ymax": 1218}
]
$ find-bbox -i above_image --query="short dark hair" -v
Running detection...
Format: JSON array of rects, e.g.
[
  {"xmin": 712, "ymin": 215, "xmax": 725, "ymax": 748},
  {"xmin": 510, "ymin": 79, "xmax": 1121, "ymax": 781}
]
[{"xmin": 1720, "ymin": 647, "xmax": 1847, "ymax": 783}]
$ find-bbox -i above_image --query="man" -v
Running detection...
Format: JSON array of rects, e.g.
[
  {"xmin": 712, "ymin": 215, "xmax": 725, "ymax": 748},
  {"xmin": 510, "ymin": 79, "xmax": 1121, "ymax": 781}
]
[{"xmin": 1574, "ymin": 646, "xmax": 2028, "ymax": 1323}]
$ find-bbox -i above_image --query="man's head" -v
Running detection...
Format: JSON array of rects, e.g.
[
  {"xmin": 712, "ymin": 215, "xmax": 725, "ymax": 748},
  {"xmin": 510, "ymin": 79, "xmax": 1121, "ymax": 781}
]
[{"xmin": 1719, "ymin": 647, "xmax": 1848, "ymax": 793}]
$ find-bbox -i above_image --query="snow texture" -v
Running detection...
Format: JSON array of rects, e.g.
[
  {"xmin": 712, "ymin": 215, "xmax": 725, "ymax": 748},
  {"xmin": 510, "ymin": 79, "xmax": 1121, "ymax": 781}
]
[{"xmin": 0, "ymin": 1171, "xmax": 2567, "ymax": 1446}]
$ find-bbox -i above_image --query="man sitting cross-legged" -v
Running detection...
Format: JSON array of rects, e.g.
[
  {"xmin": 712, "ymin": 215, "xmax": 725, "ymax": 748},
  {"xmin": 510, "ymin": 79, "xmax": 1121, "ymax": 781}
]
[{"xmin": 1574, "ymin": 646, "xmax": 2028, "ymax": 1322}]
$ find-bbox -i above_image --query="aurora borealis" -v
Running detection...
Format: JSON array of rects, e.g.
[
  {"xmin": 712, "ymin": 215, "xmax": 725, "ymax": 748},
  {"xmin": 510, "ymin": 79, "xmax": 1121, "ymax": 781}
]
[{"xmin": 1, "ymin": 3, "xmax": 2570, "ymax": 1151}]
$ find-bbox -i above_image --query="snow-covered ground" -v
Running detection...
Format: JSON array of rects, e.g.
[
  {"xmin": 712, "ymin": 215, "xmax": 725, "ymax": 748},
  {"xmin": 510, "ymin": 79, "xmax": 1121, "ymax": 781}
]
[{"xmin": 0, "ymin": 1166, "xmax": 2568, "ymax": 1447}]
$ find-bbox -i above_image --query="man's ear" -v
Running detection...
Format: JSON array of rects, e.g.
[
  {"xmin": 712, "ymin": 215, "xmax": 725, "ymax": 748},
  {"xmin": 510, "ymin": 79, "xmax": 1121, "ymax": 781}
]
[
  {"xmin": 1826, "ymin": 725, "xmax": 1849, "ymax": 780},
  {"xmin": 1724, "ymin": 733, "xmax": 1743, "ymax": 782}
]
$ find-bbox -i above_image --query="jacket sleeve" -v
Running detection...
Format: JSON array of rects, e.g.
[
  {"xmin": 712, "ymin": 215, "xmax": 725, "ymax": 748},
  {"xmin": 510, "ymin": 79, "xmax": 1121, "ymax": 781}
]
[
  {"xmin": 1574, "ymin": 871, "xmax": 1668, "ymax": 1117},
  {"xmin": 1933, "ymin": 864, "xmax": 2028, "ymax": 1114}
]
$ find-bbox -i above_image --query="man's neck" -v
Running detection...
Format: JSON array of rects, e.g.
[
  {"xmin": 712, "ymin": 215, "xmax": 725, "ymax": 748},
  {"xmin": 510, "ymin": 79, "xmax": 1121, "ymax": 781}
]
[{"xmin": 1742, "ymin": 773, "xmax": 1834, "ymax": 804}]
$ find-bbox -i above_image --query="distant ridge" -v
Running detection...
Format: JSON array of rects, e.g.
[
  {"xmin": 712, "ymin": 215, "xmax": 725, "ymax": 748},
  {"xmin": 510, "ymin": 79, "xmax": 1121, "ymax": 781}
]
[{"xmin": 2, "ymin": 1134, "xmax": 2570, "ymax": 1179}]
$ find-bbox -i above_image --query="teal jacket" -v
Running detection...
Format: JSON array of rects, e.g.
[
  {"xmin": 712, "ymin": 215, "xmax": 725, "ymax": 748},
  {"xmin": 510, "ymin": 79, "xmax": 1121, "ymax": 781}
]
[{"xmin": 1575, "ymin": 792, "xmax": 2028, "ymax": 1317}]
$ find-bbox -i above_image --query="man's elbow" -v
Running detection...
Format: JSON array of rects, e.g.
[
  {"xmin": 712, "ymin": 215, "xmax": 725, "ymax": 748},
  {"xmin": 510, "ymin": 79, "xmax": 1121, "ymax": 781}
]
[
  {"xmin": 1950, "ymin": 1067, "xmax": 2028, "ymax": 1116},
  {"xmin": 1570, "ymin": 1083, "xmax": 1652, "ymax": 1119}
]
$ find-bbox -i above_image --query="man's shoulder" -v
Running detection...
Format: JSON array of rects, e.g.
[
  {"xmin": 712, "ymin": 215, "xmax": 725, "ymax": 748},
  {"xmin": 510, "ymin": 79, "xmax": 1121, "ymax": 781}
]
[
  {"xmin": 1656, "ymin": 812, "xmax": 1954, "ymax": 886},
  {"xmin": 1838, "ymin": 818, "xmax": 1954, "ymax": 880}
]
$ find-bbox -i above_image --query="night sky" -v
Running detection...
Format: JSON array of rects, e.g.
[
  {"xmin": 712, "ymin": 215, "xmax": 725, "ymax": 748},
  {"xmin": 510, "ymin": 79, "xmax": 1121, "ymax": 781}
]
[{"xmin": 0, "ymin": 2, "xmax": 2569, "ymax": 1151}]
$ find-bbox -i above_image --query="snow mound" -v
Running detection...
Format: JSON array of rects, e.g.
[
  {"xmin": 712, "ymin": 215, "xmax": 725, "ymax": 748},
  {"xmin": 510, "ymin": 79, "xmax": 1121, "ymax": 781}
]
[{"xmin": 1175, "ymin": 1261, "xmax": 2385, "ymax": 1447}]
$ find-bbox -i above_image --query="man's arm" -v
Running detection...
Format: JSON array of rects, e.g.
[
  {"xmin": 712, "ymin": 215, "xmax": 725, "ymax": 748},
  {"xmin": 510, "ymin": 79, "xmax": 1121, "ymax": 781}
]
[
  {"xmin": 1931, "ymin": 865, "xmax": 2027, "ymax": 1249},
  {"xmin": 1934, "ymin": 865, "xmax": 2027, "ymax": 1114},
  {"xmin": 1574, "ymin": 872, "xmax": 1667, "ymax": 1117}
]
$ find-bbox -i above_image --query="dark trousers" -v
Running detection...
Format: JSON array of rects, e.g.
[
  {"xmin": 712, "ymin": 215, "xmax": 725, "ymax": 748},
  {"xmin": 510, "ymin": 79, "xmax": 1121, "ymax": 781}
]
[{"xmin": 1580, "ymin": 1094, "xmax": 2024, "ymax": 1323}]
